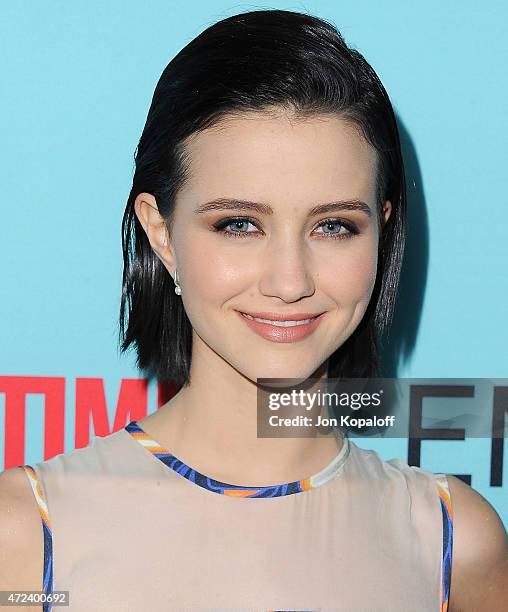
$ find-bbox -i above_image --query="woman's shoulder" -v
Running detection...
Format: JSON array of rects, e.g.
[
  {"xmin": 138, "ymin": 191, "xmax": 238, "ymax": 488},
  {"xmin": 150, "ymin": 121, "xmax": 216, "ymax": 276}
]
[
  {"xmin": 444, "ymin": 475, "xmax": 508, "ymax": 611},
  {"xmin": 347, "ymin": 442, "xmax": 508, "ymax": 609},
  {"xmin": 346, "ymin": 439, "xmax": 446, "ymax": 489},
  {"xmin": 0, "ymin": 466, "xmax": 44, "ymax": 598},
  {"xmin": 0, "ymin": 427, "xmax": 134, "ymax": 537},
  {"xmin": 0, "ymin": 466, "xmax": 42, "ymax": 552},
  {"xmin": 0, "ymin": 426, "xmax": 142, "ymax": 594},
  {"xmin": 345, "ymin": 441, "xmax": 452, "ymax": 534},
  {"xmin": 23, "ymin": 425, "xmax": 135, "ymax": 479}
]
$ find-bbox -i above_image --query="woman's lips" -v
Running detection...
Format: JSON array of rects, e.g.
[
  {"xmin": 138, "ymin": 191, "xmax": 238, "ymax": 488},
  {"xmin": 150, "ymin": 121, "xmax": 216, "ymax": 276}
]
[{"xmin": 236, "ymin": 310, "xmax": 325, "ymax": 343}]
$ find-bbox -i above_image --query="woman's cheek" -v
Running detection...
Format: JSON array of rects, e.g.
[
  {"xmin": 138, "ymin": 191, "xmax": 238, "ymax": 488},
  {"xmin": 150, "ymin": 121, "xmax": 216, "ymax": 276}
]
[
  {"xmin": 179, "ymin": 242, "xmax": 249, "ymax": 309},
  {"xmin": 324, "ymin": 243, "xmax": 378, "ymax": 305}
]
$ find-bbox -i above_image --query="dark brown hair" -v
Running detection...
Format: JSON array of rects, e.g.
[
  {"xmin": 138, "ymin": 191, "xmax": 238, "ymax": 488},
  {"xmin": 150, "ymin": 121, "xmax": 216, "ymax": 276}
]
[{"xmin": 119, "ymin": 9, "xmax": 406, "ymax": 386}]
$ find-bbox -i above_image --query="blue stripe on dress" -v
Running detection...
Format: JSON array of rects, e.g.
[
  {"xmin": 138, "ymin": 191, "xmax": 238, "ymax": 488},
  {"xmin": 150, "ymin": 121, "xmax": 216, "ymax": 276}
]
[{"xmin": 22, "ymin": 465, "xmax": 53, "ymax": 612}]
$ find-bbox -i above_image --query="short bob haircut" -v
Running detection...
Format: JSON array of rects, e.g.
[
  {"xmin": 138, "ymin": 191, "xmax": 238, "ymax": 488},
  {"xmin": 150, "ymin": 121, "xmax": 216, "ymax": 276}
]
[{"xmin": 119, "ymin": 9, "xmax": 406, "ymax": 387}]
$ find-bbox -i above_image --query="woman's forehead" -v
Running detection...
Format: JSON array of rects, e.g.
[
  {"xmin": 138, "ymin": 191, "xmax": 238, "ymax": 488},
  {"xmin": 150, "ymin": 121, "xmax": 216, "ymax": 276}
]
[{"xmin": 178, "ymin": 111, "xmax": 379, "ymax": 206}]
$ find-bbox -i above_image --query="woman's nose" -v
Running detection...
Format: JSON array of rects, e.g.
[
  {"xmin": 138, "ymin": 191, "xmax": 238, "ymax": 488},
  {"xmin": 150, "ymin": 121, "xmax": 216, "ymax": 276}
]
[{"xmin": 258, "ymin": 238, "xmax": 316, "ymax": 303}]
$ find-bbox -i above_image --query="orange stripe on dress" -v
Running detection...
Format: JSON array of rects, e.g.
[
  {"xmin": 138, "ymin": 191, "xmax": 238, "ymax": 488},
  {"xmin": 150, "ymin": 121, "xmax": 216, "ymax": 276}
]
[
  {"xmin": 300, "ymin": 478, "xmax": 312, "ymax": 491},
  {"xmin": 22, "ymin": 465, "xmax": 52, "ymax": 530},
  {"xmin": 437, "ymin": 481, "xmax": 453, "ymax": 519},
  {"xmin": 223, "ymin": 488, "xmax": 262, "ymax": 497}
]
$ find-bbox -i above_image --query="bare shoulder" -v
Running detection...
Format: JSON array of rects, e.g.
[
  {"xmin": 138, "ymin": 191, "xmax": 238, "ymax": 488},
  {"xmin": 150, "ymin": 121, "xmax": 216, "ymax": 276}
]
[
  {"xmin": 0, "ymin": 467, "xmax": 44, "ymax": 598},
  {"xmin": 447, "ymin": 475, "xmax": 508, "ymax": 612}
]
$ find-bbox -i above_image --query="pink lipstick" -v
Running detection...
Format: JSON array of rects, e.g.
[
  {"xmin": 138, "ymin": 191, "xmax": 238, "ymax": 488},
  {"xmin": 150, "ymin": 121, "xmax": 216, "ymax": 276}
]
[{"xmin": 236, "ymin": 310, "xmax": 325, "ymax": 343}]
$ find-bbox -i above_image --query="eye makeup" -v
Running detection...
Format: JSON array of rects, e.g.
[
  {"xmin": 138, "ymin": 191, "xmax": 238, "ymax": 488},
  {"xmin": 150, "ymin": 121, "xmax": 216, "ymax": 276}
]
[{"xmin": 211, "ymin": 216, "xmax": 361, "ymax": 241}]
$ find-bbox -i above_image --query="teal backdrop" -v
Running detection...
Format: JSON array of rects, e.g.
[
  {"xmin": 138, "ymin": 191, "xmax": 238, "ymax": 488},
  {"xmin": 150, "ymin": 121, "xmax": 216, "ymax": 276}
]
[{"xmin": 1, "ymin": 1, "xmax": 506, "ymax": 526}]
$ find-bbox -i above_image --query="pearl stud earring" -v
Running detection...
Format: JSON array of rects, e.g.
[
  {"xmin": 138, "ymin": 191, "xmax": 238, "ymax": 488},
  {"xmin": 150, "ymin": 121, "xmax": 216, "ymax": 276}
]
[{"xmin": 173, "ymin": 269, "xmax": 182, "ymax": 295}]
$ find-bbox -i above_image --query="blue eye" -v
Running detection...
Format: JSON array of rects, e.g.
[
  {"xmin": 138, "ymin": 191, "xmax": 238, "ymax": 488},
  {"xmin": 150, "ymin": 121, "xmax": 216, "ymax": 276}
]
[
  {"xmin": 212, "ymin": 216, "xmax": 359, "ymax": 240},
  {"xmin": 314, "ymin": 219, "xmax": 357, "ymax": 237},
  {"xmin": 222, "ymin": 219, "xmax": 257, "ymax": 234},
  {"xmin": 212, "ymin": 217, "xmax": 261, "ymax": 238}
]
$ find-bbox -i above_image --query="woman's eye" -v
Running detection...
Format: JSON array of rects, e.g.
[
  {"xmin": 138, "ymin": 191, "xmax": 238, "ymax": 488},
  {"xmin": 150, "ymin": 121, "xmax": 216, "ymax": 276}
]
[
  {"xmin": 213, "ymin": 217, "xmax": 260, "ymax": 237},
  {"xmin": 212, "ymin": 217, "xmax": 359, "ymax": 240},
  {"xmin": 313, "ymin": 219, "xmax": 358, "ymax": 239}
]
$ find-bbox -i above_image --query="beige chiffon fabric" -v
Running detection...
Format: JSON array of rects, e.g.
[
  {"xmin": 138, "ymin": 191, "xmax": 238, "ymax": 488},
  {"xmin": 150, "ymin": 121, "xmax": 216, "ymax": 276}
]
[{"xmin": 29, "ymin": 424, "xmax": 447, "ymax": 611}]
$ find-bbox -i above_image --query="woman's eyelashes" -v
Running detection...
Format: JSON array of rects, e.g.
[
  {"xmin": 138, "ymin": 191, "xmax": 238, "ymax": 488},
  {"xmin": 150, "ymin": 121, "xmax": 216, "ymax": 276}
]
[{"xmin": 211, "ymin": 216, "xmax": 360, "ymax": 240}]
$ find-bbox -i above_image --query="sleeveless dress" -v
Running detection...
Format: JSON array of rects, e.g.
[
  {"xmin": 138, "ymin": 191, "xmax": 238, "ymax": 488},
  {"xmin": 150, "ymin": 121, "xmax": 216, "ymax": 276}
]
[{"xmin": 21, "ymin": 421, "xmax": 453, "ymax": 612}]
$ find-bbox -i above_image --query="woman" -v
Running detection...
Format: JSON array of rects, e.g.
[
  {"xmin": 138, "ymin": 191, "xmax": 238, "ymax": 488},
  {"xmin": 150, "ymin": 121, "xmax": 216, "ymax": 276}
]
[{"xmin": 1, "ymin": 9, "xmax": 507, "ymax": 612}]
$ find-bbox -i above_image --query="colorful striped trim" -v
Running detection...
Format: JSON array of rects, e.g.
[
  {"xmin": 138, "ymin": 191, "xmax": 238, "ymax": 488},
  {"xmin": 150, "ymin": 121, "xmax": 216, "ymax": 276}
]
[
  {"xmin": 435, "ymin": 474, "xmax": 453, "ymax": 612},
  {"xmin": 125, "ymin": 420, "xmax": 350, "ymax": 498},
  {"xmin": 21, "ymin": 465, "xmax": 54, "ymax": 612}
]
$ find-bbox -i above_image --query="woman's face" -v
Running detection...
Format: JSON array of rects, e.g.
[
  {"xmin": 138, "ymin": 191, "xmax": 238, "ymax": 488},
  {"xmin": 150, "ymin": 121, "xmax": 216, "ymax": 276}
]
[{"xmin": 138, "ymin": 109, "xmax": 391, "ymax": 382}]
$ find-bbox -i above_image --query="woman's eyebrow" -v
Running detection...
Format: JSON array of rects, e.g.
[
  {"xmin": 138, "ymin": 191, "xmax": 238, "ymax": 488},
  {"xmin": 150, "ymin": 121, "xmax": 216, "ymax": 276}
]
[{"xmin": 193, "ymin": 198, "xmax": 372, "ymax": 217}]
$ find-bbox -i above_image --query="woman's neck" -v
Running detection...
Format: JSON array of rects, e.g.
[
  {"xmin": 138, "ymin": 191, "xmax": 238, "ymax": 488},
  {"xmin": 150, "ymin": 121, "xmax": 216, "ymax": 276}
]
[{"xmin": 137, "ymin": 342, "xmax": 343, "ymax": 486}]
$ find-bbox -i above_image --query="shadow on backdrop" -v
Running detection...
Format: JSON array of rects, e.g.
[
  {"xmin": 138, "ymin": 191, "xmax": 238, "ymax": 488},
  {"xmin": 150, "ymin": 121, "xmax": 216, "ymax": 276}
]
[{"xmin": 380, "ymin": 115, "xmax": 429, "ymax": 376}]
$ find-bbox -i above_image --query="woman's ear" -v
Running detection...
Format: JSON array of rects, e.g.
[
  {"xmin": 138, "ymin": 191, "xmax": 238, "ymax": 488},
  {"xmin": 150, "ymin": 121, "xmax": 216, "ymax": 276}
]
[
  {"xmin": 382, "ymin": 200, "xmax": 392, "ymax": 225},
  {"xmin": 134, "ymin": 193, "xmax": 176, "ymax": 271}
]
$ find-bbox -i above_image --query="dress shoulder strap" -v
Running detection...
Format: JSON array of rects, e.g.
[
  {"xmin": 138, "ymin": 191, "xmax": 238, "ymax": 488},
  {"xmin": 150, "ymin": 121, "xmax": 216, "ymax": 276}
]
[
  {"xmin": 434, "ymin": 473, "xmax": 453, "ymax": 612},
  {"xmin": 21, "ymin": 465, "xmax": 54, "ymax": 612}
]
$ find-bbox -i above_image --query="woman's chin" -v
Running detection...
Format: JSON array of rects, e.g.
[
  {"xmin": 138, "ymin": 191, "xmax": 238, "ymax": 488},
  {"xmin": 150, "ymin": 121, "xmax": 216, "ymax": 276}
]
[{"xmin": 249, "ymin": 367, "xmax": 323, "ymax": 388}]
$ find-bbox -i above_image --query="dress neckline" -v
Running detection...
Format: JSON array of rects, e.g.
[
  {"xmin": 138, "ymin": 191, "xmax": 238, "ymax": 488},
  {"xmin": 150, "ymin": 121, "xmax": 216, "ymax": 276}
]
[{"xmin": 124, "ymin": 420, "xmax": 350, "ymax": 498}]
